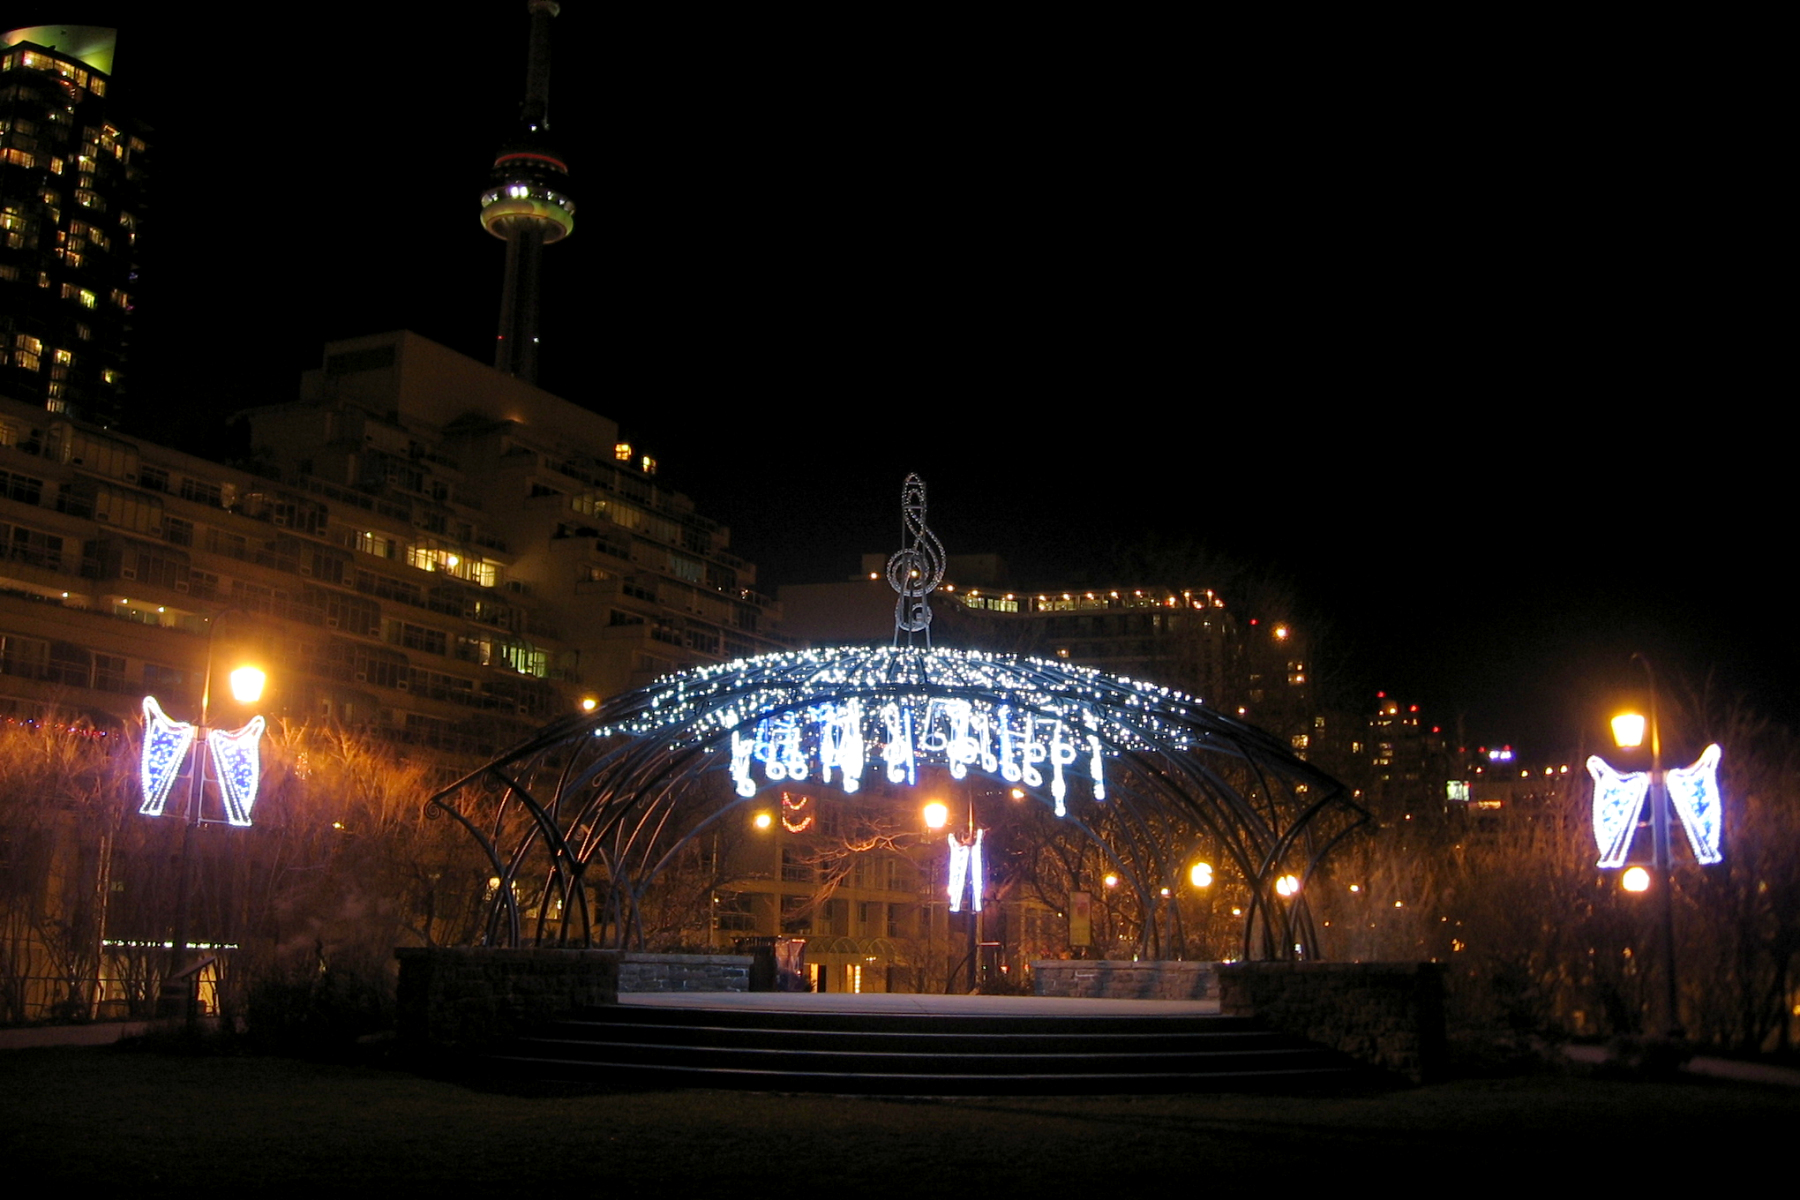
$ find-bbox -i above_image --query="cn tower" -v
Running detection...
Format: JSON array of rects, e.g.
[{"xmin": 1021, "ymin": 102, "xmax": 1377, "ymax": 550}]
[{"xmin": 479, "ymin": 0, "xmax": 575, "ymax": 384}]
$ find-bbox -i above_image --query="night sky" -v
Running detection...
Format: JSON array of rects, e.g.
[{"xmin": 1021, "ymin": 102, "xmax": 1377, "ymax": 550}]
[{"xmin": 20, "ymin": 6, "xmax": 1782, "ymax": 753}]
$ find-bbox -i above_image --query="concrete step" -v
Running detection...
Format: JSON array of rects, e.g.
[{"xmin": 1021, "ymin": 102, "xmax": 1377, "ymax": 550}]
[{"xmin": 482, "ymin": 1003, "xmax": 1362, "ymax": 1094}]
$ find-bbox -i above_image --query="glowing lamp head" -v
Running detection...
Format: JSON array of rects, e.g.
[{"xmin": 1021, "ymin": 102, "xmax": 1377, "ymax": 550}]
[
  {"xmin": 1189, "ymin": 861, "xmax": 1214, "ymax": 888},
  {"xmin": 1612, "ymin": 713, "xmax": 1647, "ymax": 749},
  {"xmin": 1103, "ymin": 873, "xmax": 1119, "ymax": 889},
  {"xmin": 922, "ymin": 801, "xmax": 949, "ymax": 831},
  {"xmin": 1622, "ymin": 866, "xmax": 1651, "ymax": 892},
  {"xmin": 228, "ymin": 666, "xmax": 266, "ymax": 704},
  {"xmin": 752, "ymin": 811, "xmax": 773, "ymax": 831},
  {"xmin": 580, "ymin": 697, "xmax": 598, "ymax": 712},
  {"xmin": 1275, "ymin": 874, "xmax": 1301, "ymax": 898}
]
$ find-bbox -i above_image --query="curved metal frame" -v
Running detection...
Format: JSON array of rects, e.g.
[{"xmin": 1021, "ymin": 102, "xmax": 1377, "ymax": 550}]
[{"xmin": 429, "ymin": 646, "xmax": 1368, "ymax": 960}]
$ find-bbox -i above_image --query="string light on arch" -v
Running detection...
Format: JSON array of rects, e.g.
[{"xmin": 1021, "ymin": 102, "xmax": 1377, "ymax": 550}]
[{"xmin": 579, "ymin": 645, "xmax": 1233, "ymax": 815}]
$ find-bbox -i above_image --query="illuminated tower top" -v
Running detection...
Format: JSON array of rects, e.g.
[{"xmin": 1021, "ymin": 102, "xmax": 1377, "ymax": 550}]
[{"xmin": 479, "ymin": 0, "xmax": 575, "ymax": 385}]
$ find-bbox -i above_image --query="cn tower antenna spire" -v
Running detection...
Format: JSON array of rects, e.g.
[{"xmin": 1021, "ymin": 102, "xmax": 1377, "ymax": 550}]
[{"xmin": 479, "ymin": 0, "xmax": 575, "ymax": 384}]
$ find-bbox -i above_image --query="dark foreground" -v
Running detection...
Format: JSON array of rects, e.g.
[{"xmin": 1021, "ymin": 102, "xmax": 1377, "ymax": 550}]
[{"xmin": 4, "ymin": 1045, "xmax": 1789, "ymax": 1191}]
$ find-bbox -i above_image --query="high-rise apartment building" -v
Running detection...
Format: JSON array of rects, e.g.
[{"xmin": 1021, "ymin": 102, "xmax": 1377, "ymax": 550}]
[
  {"xmin": 0, "ymin": 330, "xmax": 785, "ymax": 749},
  {"xmin": 0, "ymin": 27, "xmax": 143, "ymax": 427}
]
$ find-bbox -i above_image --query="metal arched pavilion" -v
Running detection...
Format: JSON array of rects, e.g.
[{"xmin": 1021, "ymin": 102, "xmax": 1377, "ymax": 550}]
[{"xmin": 428, "ymin": 645, "xmax": 1368, "ymax": 960}]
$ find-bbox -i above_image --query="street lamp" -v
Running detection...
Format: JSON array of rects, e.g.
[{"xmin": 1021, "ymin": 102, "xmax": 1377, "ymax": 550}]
[
  {"xmin": 1586, "ymin": 655, "xmax": 1726, "ymax": 1040},
  {"xmin": 137, "ymin": 610, "xmax": 270, "ymax": 1025}
]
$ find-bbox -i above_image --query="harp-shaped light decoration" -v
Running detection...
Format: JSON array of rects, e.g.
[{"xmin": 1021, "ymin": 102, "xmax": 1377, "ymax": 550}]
[
  {"xmin": 947, "ymin": 827, "xmax": 984, "ymax": 913},
  {"xmin": 1588, "ymin": 744, "xmax": 1726, "ymax": 868},
  {"xmin": 139, "ymin": 697, "xmax": 197, "ymax": 817},
  {"xmin": 1664, "ymin": 743, "xmax": 1724, "ymax": 865},
  {"xmin": 138, "ymin": 698, "xmax": 267, "ymax": 826},
  {"xmin": 208, "ymin": 717, "xmax": 267, "ymax": 827}
]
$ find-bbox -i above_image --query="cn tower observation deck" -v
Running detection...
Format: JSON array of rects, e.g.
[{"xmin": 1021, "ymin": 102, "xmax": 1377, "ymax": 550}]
[{"xmin": 479, "ymin": 0, "xmax": 573, "ymax": 384}]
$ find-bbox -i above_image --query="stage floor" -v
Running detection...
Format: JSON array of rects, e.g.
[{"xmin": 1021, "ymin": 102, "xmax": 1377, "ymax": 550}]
[{"xmin": 618, "ymin": 991, "xmax": 1221, "ymax": 1016}]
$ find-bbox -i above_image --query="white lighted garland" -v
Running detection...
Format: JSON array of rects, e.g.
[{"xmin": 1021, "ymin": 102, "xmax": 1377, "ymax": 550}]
[{"xmin": 619, "ymin": 647, "xmax": 1217, "ymax": 817}]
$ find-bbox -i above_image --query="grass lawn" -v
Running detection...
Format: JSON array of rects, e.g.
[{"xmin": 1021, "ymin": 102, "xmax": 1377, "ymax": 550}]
[{"xmin": 5, "ymin": 1046, "xmax": 1791, "ymax": 1191}]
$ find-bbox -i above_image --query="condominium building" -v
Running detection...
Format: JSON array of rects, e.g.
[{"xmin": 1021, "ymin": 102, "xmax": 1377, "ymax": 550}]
[
  {"xmin": 0, "ymin": 330, "xmax": 784, "ymax": 751},
  {"xmin": 0, "ymin": 27, "xmax": 143, "ymax": 426}
]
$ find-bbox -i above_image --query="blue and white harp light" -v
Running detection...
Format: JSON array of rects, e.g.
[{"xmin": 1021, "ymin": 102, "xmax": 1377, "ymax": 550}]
[
  {"xmin": 139, "ymin": 695, "xmax": 267, "ymax": 828},
  {"xmin": 1586, "ymin": 742, "xmax": 1723, "ymax": 868}
]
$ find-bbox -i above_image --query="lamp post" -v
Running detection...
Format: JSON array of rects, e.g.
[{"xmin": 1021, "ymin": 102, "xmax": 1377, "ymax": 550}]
[
  {"xmin": 926, "ymin": 794, "xmax": 988, "ymax": 993},
  {"xmin": 1612, "ymin": 654, "xmax": 1681, "ymax": 1040},
  {"xmin": 142, "ymin": 610, "xmax": 267, "ymax": 1026},
  {"xmin": 1594, "ymin": 653, "xmax": 1725, "ymax": 1041},
  {"xmin": 1185, "ymin": 860, "xmax": 1213, "ymax": 960}
]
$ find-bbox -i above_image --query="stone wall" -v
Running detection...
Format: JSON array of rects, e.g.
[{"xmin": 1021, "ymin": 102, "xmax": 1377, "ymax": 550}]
[
  {"xmin": 1032, "ymin": 959, "xmax": 1218, "ymax": 1001},
  {"xmin": 1219, "ymin": 961, "xmax": 1446, "ymax": 1082},
  {"xmin": 617, "ymin": 952, "xmax": 753, "ymax": 994},
  {"xmin": 395, "ymin": 948, "xmax": 750, "ymax": 1051}
]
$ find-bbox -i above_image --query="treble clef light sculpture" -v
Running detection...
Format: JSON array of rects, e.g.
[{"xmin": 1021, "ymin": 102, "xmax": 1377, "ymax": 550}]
[{"xmin": 887, "ymin": 473, "xmax": 946, "ymax": 646}]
